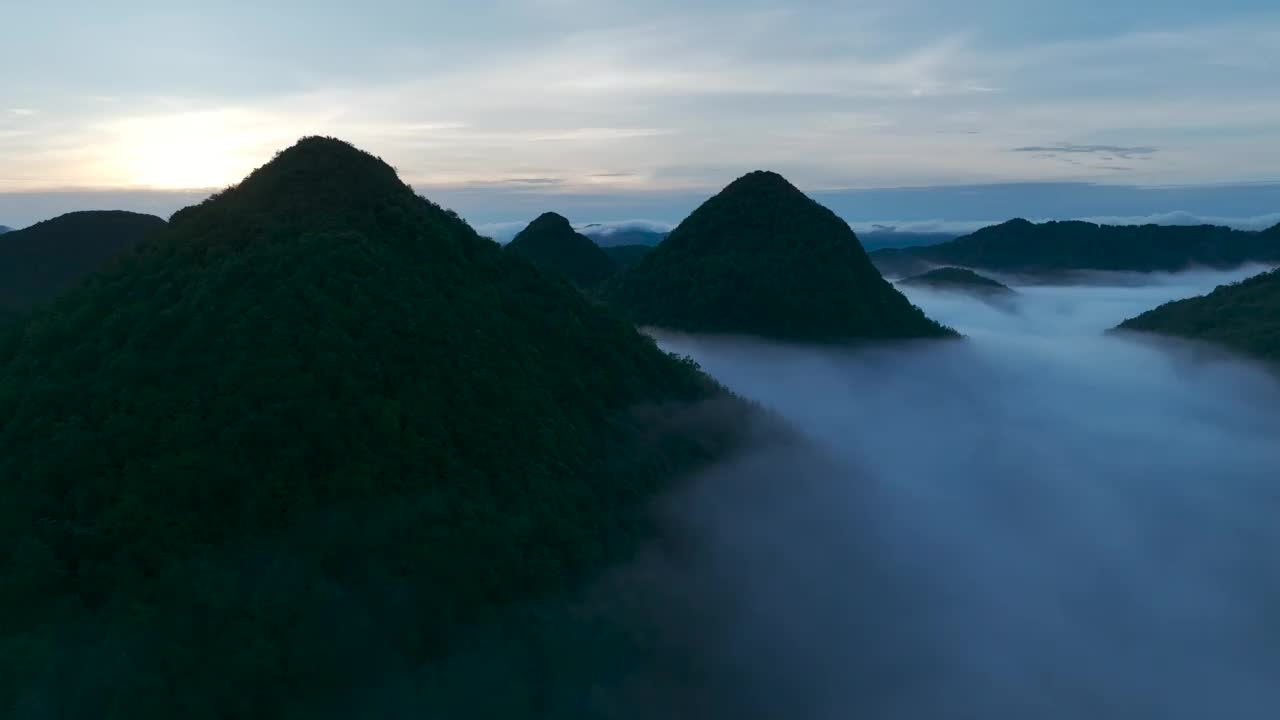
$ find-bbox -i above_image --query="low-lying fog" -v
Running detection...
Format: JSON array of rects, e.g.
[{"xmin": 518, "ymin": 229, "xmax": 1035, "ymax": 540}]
[{"xmin": 646, "ymin": 265, "xmax": 1280, "ymax": 719}]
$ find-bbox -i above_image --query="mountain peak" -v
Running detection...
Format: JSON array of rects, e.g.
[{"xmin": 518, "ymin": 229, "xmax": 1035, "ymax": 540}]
[
  {"xmin": 506, "ymin": 212, "xmax": 617, "ymax": 287},
  {"xmin": 601, "ymin": 172, "xmax": 955, "ymax": 342},
  {"xmin": 240, "ymin": 135, "xmax": 408, "ymax": 200},
  {"xmin": 0, "ymin": 137, "xmax": 746, "ymax": 713},
  {"xmin": 720, "ymin": 170, "xmax": 802, "ymax": 196},
  {"xmin": 171, "ymin": 136, "xmax": 414, "ymax": 228},
  {"xmin": 527, "ymin": 211, "xmax": 574, "ymax": 231}
]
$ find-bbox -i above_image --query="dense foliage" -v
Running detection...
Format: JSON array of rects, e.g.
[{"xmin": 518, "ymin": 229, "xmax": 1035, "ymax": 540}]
[
  {"xmin": 504, "ymin": 212, "xmax": 618, "ymax": 288},
  {"xmin": 0, "ymin": 210, "xmax": 165, "ymax": 309},
  {"xmin": 900, "ymin": 267, "xmax": 1014, "ymax": 294},
  {"xmin": 870, "ymin": 219, "xmax": 1280, "ymax": 277},
  {"xmin": 0, "ymin": 137, "xmax": 751, "ymax": 717},
  {"xmin": 600, "ymin": 171, "xmax": 955, "ymax": 342},
  {"xmin": 602, "ymin": 244, "xmax": 653, "ymax": 268},
  {"xmin": 1116, "ymin": 267, "xmax": 1280, "ymax": 364}
]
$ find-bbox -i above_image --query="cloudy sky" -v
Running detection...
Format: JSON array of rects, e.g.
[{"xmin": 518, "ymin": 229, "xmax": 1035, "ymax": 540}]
[{"xmin": 3, "ymin": 0, "xmax": 1279, "ymax": 228}]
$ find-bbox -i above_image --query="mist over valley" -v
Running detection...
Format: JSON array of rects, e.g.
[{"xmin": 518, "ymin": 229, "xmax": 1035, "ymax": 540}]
[{"xmin": 625, "ymin": 266, "xmax": 1280, "ymax": 717}]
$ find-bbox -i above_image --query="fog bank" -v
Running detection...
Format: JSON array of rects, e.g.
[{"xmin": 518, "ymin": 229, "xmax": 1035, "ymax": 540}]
[{"xmin": 643, "ymin": 267, "xmax": 1280, "ymax": 718}]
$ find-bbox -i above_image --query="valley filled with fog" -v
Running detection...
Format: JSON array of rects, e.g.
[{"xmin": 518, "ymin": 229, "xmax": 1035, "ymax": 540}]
[{"xmin": 644, "ymin": 266, "xmax": 1280, "ymax": 718}]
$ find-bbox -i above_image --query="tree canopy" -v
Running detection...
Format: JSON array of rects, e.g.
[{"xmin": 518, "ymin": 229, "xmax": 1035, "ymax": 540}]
[
  {"xmin": 504, "ymin": 212, "xmax": 618, "ymax": 288},
  {"xmin": 1116, "ymin": 267, "xmax": 1280, "ymax": 364},
  {"xmin": 871, "ymin": 219, "xmax": 1280, "ymax": 277},
  {"xmin": 602, "ymin": 244, "xmax": 653, "ymax": 268},
  {"xmin": 600, "ymin": 171, "xmax": 954, "ymax": 343},
  {"xmin": 0, "ymin": 136, "xmax": 752, "ymax": 717}
]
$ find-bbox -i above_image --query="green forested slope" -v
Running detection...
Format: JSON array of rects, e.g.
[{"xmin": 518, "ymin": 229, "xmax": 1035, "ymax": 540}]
[
  {"xmin": 504, "ymin": 212, "xmax": 617, "ymax": 288},
  {"xmin": 1116, "ymin": 268, "xmax": 1280, "ymax": 364},
  {"xmin": 0, "ymin": 137, "xmax": 750, "ymax": 717},
  {"xmin": 601, "ymin": 171, "xmax": 953, "ymax": 342},
  {"xmin": 603, "ymin": 244, "xmax": 653, "ymax": 268}
]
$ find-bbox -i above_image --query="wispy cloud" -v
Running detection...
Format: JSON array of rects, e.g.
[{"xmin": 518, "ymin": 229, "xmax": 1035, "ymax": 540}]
[
  {"xmin": 1013, "ymin": 143, "xmax": 1159, "ymax": 159},
  {"xmin": 498, "ymin": 177, "xmax": 563, "ymax": 185},
  {"xmin": 0, "ymin": 4, "xmax": 1277, "ymax": 193}
]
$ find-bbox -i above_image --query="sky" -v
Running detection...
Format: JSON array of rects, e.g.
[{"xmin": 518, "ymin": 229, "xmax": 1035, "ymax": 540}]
[{"xmin": 3, "ymin": 0, "xmax": 1279, "ymax": 229}]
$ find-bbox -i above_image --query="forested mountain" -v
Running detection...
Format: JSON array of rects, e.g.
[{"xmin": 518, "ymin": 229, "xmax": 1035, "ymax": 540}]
[
  {"xmin": 600, "ymin": 171, "xmax": 954, "ymax": 342},
  {"xmin": 602, "ymin": 243, "xmax": 653, "ymax": 268},
  {"xmin": 0, "ymin": 137, "xmax": 754, "ymax": 717},
  {"xmin": 504, "ymin": 212, "xmax": 618, "ymax": 288},
  {"xmin": 0, "ymin": 210, "xmax": 165, "ymax": 309},
  {"xmin": 870, "ymin": 219, "xmax": 1280, "ymax": 277},
  {"xmin": 1116, "ymin": 268, "xmax": 1280, "ymax": 364},
  {"xmin": 900, "ymin": 266, "xmax": 1014, "ymax": 295},
  {"xmin": 581, "ymin": 225, "xmax": 668, "ymax": 247}
]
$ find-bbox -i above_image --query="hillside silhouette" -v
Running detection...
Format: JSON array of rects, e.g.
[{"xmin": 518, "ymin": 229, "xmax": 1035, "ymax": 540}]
[
  {"xmin": 0, "ymin": 137, "xmax": 753, "ymax": 716},
  {"xmin": 871, "ymin": 219, "xmax": 1280, "ymax": 277},
  {"xmin": 601, "ymin": 171, "xmax": 954, "ymax": 342},
  {"xmin": 900, "ymin": 267, "xmax": 1014, "ymax": 295},
  {"xmin": 504, "ymin": 212, "xmax": 618, "ymax": 288},
  {"xmin": 0, "ymin": 210, "xmax": 165, "ymax": 310},
  {"xmin": 1116, "ymin": 268, "xmax": 1280, "ymax": 364}
]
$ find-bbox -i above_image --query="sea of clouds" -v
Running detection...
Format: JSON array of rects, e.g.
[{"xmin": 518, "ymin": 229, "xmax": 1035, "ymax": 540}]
[{"xmin": 629, "ymin": 265, "xmax": 1280, "ymax": 718}]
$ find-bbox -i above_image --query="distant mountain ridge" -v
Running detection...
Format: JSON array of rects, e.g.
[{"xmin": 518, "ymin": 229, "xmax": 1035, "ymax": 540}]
[
  {"xmin": 0, "ymin": 209, "xmax": 165, "ymax": 310},
  {"xmin": 505, "ymin": 212, "xmax": 618, "ymax": 288},
  {"xmin": 870, "ymin": 218, "xmax": 1280, "ymax": 277},
  {"xmin": 1117, "ymin": 268, "xmax": 1280, "ymax": 364},
  {"xmin": 601, "ymin": 170, "xmax": 955, "ymax": 342},
  {"xmin": 0, "ymin": 225, "xmax": 12, "ymax": 234}
]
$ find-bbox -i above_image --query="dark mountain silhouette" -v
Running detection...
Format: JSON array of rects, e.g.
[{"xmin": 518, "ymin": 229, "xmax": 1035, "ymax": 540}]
[
  {"xmin": 581, "ymin": 225, "xmax": 668, "ymax": 247},
  {"xmin": 504, "ymin": 211, "xmax": 617, "ymax": 287},
  {"xmin": 600, "ymin": 170, "xmax": 955, "ymax": 342},
  {"xmin": 603, "ymin": 243, "xmax": 653, "ymax": 268},
  {"xmin": 900, "ymin": 266, "xmax": 1014, "ymax": 295},
  {"xmin": 1116, "ymin": 268, "xmax": 1280, "ymax": 364},
  {"xmin": 870, "ymin": 219, "xmax": 1280, "ymax": 277},
  {"xmin": 0, "ymin": 137, "xmax": 754, "ymax": 716},
  {"xmin": 0, "ymin": 225, "xmax": 12, "ymax": 234},
  {"xmin": 0, "ymin": 210, "xmax": 165, "ymax": 309}
]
